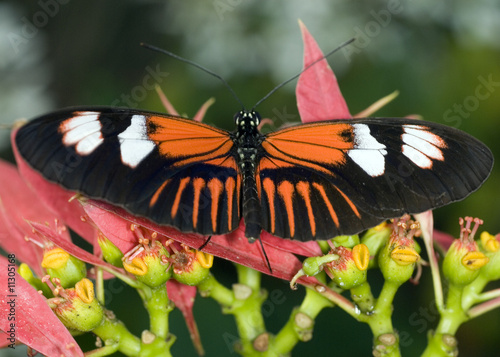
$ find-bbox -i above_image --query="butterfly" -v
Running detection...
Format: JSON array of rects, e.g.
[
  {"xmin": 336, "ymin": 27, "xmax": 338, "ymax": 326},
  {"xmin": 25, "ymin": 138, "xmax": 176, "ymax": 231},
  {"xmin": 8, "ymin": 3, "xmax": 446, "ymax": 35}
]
[{"xmin": 15, "ymin": 106, "xmax": 493, "ymax": 243}]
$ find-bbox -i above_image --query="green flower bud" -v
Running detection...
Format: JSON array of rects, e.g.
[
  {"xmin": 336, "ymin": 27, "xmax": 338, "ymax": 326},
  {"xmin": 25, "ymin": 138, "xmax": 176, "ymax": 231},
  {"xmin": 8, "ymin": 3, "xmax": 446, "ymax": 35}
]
[
  {"xmin": 170, "ymin": 248, "xmax": 213, "ymax": 286},
  {"xmin": 330, "ymin": 235, "xmax": 360, "ymax": 249},
  {"xmin": 97, "ymin": 231, "xmax": 124, "ymax": 268},
  {"xmin": 361, "ymin": 222, "xmax": 392, "ymax": 269},
  {"xmin": 42, "ymin": 248, "xmax": 87, "ymax": 288},
  {"xmin": 290, "ymin": 254, "xmax": 339, "ymax": 289},
  {"xmin": 123, "ymin": 241, "xmax": 171, "ymax": 288},
  {"xmin": 19, "ymin": 263, "xmax": 52, "ymax": 297},
  {"xmin": 443, "ymin": 217, "xmax": 488, "ymax": 286},
  {"xmin": 52, "ymin": 278, "xmax": 104, "ymax": 332},
  {"xmin": 378, "ymin": 216, "xmax": 420, "ymax": 285},
  {"xmin": 478, "ymin": 232, "xmax": 500, "ymax": 281},
  {"xmin": 302, "ymin": 254, "xmax": 338, "ymax": 276},
  {"xmin": 326, "ymin": 246, "xmax": 368, "ymax": 289},
  {"xmin": 480, "ymin": 232, "xmax": 500, "ymax": 253}
]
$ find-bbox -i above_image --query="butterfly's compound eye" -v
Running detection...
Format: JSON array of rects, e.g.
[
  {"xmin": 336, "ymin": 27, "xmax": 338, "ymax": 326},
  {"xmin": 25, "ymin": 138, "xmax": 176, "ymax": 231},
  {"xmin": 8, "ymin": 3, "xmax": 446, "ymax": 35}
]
[
  {"xmin": 251, "ymin": 111, "xmax": 261, "ymax": 126},
  {"xmin": 234, "ymin": 111, "xmax": 244, "ymax": 126}
]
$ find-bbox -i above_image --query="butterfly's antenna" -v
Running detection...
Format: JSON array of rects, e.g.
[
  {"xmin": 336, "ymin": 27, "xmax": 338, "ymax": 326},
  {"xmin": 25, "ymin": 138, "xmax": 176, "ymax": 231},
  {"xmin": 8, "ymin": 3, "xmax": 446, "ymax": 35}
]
[
  {"xmin": 140, "ymin": 43, "xmax": 246, "ymax": 111},
  {"xmin": 251, "ymin": 38, "xmax": 355, "ymax": 111}
]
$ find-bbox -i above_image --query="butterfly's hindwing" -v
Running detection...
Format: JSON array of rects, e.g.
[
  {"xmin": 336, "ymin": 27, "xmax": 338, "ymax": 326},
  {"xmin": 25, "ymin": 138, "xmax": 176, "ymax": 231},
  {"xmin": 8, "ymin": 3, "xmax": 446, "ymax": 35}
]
[{"xmin": 257, "ymin": 161, "xmax": 378, "ymax": 241}]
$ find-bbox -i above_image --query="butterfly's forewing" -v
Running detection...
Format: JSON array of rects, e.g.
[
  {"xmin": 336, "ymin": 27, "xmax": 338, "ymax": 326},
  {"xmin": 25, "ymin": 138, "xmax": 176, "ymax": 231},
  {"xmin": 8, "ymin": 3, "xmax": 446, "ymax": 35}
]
[
  {"xmin": 259, "ymin": 118, "xmax": 493, "ymax": 241},
  {"xmin": 15, "ymin": 107, "xmax": 240, "ymax": 236}
]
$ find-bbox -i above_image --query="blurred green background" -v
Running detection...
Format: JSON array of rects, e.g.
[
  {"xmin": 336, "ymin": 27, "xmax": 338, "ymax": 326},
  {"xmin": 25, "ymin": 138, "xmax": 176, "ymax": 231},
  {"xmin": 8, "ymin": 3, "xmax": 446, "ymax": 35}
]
[{"xmin": 1, "ymin": 1, "xmax": 499, "ymax": 356}]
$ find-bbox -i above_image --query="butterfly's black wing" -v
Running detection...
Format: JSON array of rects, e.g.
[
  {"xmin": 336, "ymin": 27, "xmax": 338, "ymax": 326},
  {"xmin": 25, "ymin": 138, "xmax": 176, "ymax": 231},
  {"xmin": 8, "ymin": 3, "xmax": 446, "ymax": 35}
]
[
  {"xmin": 257, "ymin": 118, "xmax": 493, "ymax": 240},
  {"xmin": 15, "ymin": 107, "xmax": 241, "ymax": 235}
]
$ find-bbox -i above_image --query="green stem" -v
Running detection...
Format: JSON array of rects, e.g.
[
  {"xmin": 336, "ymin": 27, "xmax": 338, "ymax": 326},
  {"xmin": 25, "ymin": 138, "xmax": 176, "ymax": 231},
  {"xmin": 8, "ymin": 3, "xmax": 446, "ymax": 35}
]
[
  {"xmin": 473, "ymin": 288, "xmax": 500, "ymax": 303},
  {"xmin": 84, "ymin": 342, "xmax": 120, "ymax": 357},
  {"xmin": 302, "ymin": 281, "xmax": 361, "ymax": 321},
  {"xmin": 422, "ymin": 284, "xmax": 467, "ymax": 357},
  {"xmin": 230, "ymin": 265, "xmax": 267, "ymax": 353},
  {"xmin": 101, "ymin": 266, "xmax": 147, "ymax": 292},
  {"xmin": 368, "ymin": 281, "xmax": 401, "ymax": 357},
  {"xmin": 462, "ymin": 274, "xmax": 488, "ymax": 308},
  {"xmin": 92, "ymin": 313, "xmax": 175, "ymax": 357},
  {"xmin": 144, "ymin": 285, "xmax": 173, "ymax": 340},
  {"xmin": 421, "ymin": 333, "xmax": 459, "ymax": 357},
  {"xmin": 95, "ymin": 267, "xmax": 105, "ymax": 305},
  {"xmin": 199, "ymin": 265, "xmax": 268, "ymax": 355},
  {"xmin": 92, "ymin": 316, "xmax": 141, "ymax": 356},
  {"xmin": 462, "ymin": 273, "xmax": 500, "ymax": 318},
  {"xmin": 436, "ymin": 284, "xmax": 467, "ymax": 335},
  {"xmin": 350, "ymin": 281, "xmax": 375, "ymax": 313},
  {"xmin": 236, "ymin": 263, "xmax": 261, "ymax": 290},
  {"xmin": 273, "ymin": 288, "xmax": 333, "ymax": 355},
  {"xmin": 197, "ymin": 273, "xmax": 234, "ymax": 306},
  {"xmin": 469, "ymin": 295, "xmax": 500, "ymax": 318},
  {"xmin": 369, "ymin": 281, "xmax": 398, "ymax": 336}
]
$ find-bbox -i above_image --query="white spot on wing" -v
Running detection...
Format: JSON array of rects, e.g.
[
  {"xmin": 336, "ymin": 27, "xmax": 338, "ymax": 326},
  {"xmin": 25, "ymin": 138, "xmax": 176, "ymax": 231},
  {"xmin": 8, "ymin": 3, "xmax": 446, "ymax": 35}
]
[
  {"xmin": 402, "ymin": 133, "xmax": 444, "ymax": 161},
  {"xmin": 403, "ymin": 126, "xmax": 446, "ymax": 148},
  {"xmin": 118, "ymin": 115, "xmax": 155, "ymax": 168},
  {"xmin": 402, "ymin": 125, "xmax": 446, "ymax": 168},
  {"xmin": 75, "ymin": 132, "xmax": 104, "ymax": 155},
  {"xmin": 348, "ymin": 124, "xmax": 387, "ymax": 177},
  {"xmin": 403, "ymin": 144, "xmax": 433, "ymax": 169},
  {"xmin": 60, "ymin": 112, "xmax": 104, "ymax": 155}
]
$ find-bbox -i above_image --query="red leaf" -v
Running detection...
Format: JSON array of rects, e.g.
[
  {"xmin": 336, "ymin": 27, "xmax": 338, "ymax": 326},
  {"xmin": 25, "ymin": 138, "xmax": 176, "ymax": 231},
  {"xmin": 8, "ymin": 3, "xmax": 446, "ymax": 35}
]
[
  {"xmin": 260, "ymin": 230, "xmax": 322, "ymax": 257},
  {"xmin": 29, "ymin": 222, "xmax": 120, "ymax": 273},
  {"xmin": 167, "ymin": 281, "xmax": 204, "ymax": 355},
  {"xmin": 83, "ymin": 200, "xmax": 303, "ymax": 280},
  {"xmin": 296, "ymin": 21, "xmax": 351, "ymax": 122},
  {"xmin": 0, "ymin": 159, "xmax": 73, "ymax": 277},
  {"xmin": 81, "ymin": 200, "xmax": 138, "ymax": 253},
  {"xmin": 11, "ymin": 129, "xmax": 97, "ymax": 244},
  {"xmin": 0, "ymin": 256, "xmax": 84, "ymax": 356}
]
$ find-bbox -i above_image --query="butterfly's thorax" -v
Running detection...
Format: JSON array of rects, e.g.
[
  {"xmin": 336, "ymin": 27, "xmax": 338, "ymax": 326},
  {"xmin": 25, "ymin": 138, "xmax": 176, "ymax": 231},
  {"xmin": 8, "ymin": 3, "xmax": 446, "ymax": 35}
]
[
  {"xmin": 232, "ymin": 110, "xmax": 264, "ymax": 241},
  {"xmin": 233, "ymin": 111, "xmax": 264, "ymax": 166}
]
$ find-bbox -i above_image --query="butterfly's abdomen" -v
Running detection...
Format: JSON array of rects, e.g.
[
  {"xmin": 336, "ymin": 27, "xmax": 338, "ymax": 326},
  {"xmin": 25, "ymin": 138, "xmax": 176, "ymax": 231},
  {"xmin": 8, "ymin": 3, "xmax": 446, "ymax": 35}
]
[
  {"xmin": 233, "ymin": 110, "xmax": 265, "ymax": 241},
  {"xmin": 241, "ymin": 163, "xmax": 262, "ymax": 241}
]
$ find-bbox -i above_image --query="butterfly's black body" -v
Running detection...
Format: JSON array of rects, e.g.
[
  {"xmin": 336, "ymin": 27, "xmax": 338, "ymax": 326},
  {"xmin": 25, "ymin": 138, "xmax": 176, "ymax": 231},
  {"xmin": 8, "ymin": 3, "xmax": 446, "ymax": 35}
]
[{"xmin": 233, "ymin": 110, "xmax": 265, "ymax": 241}]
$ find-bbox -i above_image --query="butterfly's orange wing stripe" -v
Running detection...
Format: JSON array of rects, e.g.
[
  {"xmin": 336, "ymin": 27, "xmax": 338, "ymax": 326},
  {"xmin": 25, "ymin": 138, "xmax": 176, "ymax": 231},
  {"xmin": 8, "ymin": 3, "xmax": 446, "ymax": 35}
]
[
  {"xmin": 264, "ymin": 123, "xmax": 354, "ymax": 173},
  {"xmin": 296, "ymin": 181, "xmax": 316, "ymax": 237},
  {"xmin": 146, "ymin": 116, "xmax": 233, "ymax": 167},
  {"xmin": 171, "ymin": 177, "xmax": 191, "ymax": 219},
  {"xmin": 277, "ymin": 180, "xmax": 295, "ymax": 238},
  {"xmin": 236, "ymin": 170, "xmax": 242, "ymax": 218},
  {"xmin": 312, "ymin": 182, "xmax": 340, "ymax": 228},
  {"xmin": 258, "ymin": 156, "xmax": 294, "ymax": 170},
  {"xmin": 208, "ymin": 178, "xmax": 223, "ymax": 232},
  {"xmin": 225, "ymin": 177, "xmax": 236, "ymax": 231},
  {"xmin": 262, "ymin": 178, "xmax": 276, "ymax": 234},
  {"xmin": 192, "ymin": 178, "xmax": 206, "ymax": 229},
  {"xmin": 149, "ymin": 179, "xmax": 170, "ymax": 207},
  {"xmin": 334, "ymin": 186, "xmax": 361, "ymax": 219}
]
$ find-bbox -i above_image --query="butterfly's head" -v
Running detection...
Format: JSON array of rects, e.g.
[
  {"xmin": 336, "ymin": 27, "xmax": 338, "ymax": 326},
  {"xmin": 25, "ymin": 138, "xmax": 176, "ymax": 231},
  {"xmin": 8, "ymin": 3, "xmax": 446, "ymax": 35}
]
[{"xmin": 234, "ymin": 110, "xmax": 261, "ymax": 129}]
